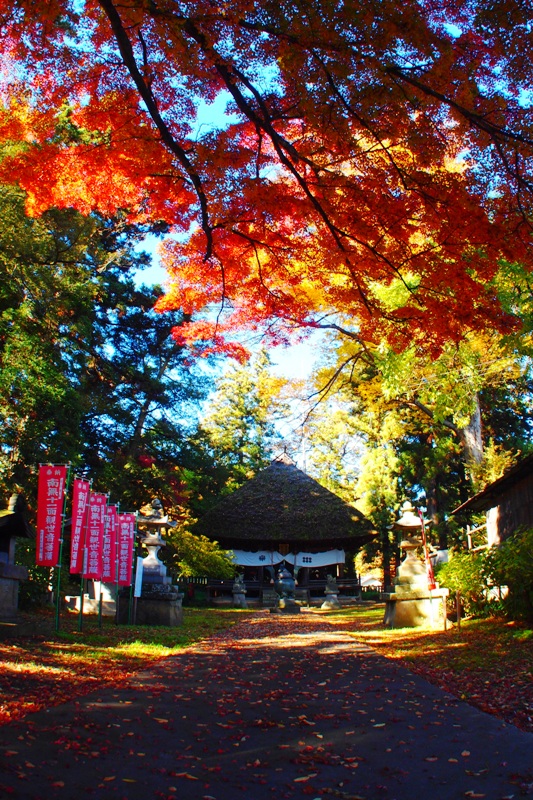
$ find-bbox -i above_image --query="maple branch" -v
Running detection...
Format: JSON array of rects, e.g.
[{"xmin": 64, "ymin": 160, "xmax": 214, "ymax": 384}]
[
  {"xmin": 311, "ymin": 52, "xmax": 410, "ymax": 193},
  {"xmin": 303, "ymin": 351, "xmax": 366, "ymax": 423},
  {"xmin": 179, "ymin": 17, "xmax": 383, "ymax": 301},
  {"xmin": 405, "ymin": 397, "xmax": 459, "ymax": 436},
  {"xmin": 180, "ymin": 19, "xmax": 301, "ymax": 163},
  {"xmin": 96, "ymin": 0, "xmax": 214, "ymax": 258},
  {"xmin": 387, "ymin": 66, "xmax": 533, "ymax": 149}
]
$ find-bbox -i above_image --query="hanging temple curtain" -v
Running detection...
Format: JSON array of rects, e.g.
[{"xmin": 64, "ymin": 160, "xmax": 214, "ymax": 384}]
[{"xmin": 231, "ymin": 550, "xmax": 345, "ymax": 568}]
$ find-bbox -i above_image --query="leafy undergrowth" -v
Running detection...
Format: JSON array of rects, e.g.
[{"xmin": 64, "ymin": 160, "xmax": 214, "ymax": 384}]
[
  {"xmin": 0, "ymin": 607, "xmax": 246, "ymax": 725},
  {"xmin": 327, "ymin": 604, "xmax": 533, "ymax": 734}
]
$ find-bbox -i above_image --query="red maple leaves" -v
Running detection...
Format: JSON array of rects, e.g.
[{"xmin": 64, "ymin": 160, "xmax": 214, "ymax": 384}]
[{"xmin": 0, "ymin": 1, "xmax": 530, "ymax": 353}]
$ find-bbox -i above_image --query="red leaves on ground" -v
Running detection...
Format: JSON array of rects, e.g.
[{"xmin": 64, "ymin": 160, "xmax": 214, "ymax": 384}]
[{"xmin": 1, "ymin": 607, "xmax": 532, "ymax": 738}]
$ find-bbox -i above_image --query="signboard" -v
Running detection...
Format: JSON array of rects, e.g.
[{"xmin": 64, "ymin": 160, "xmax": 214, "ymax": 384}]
[{"xmin": 134, "ymin": 557, "xmax": 144, "ymax": 598}]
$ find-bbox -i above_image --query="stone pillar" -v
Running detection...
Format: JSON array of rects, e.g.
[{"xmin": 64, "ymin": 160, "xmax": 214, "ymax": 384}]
[
  {"xmin": 321, "ymin": 575, "xmax": 341, "ymax": 610},
  {"xmin": 232, "ymin": 576, "xmax": 248, "ymax": 609},
  {"xmin": 0, "ymin": 494, "xmax": 32, "ymax": 621}
]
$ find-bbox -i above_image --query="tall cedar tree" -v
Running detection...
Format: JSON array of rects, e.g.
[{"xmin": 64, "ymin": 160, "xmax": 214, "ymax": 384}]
[{"xmin": 186, "ymin": 352, "xmax": 287, "ymax": 515}]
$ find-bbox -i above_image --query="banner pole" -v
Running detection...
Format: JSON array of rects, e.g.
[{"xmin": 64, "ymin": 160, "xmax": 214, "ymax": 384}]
[
  {"xmin": 75, "ymin": 478, "xmax": 92, "ymax": 633},
  {"xmin": 418, "ymin": 509, "xmax": 436, "ymax": 591},
  {"xmin": 54, "ymin": 466, "xmax": 72, "ymax": 632},
  {"xmin": 128, "ymin": 514, "xmax": 138, "ymax": 625},
  {"xmin": 114, "ymin": 504, "xmax": 120, "ymax": 625},
  {"xmin": 78, "ymin": 576, "xmax": 84, "ymax": 632},
  {"xmin": 79, "ymin": 532, "xmax": 89, "ymax": 633},
  {"xmin": 128, "ymin": 561, "xmax": 135, "ymax": 625},
  {"xmin": 98, "ymin": 582, "xmax": 103, "ymax": 629}
]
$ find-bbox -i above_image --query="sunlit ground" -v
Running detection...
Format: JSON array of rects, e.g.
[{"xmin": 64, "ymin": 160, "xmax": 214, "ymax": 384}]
[{"xmin": 0, "ymin": 604, "xmax": 532, "ymax": 732}]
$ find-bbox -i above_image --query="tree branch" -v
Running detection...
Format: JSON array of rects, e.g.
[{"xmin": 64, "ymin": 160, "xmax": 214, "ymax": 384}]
[{"xmin": 97, "ymin": 0, "xmax": 214, "ymax": 258}]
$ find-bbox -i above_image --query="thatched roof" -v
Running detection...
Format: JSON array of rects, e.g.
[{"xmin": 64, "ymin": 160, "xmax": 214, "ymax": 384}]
[{"xmin": 194, "ymin": 454, "xmax": 375, "ymax": 547}]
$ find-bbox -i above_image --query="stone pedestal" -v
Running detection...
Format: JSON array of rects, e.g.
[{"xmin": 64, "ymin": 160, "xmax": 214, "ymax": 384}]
[
  {"xmin": 134, "ymin": 590, "xmax": 183, "ymax": 626},
  {"xmin": 382, "ymin": 588, "xmax": 449, "ymax": 627},
  {"xmin": 0, "ymin": 561, "xmax": 28, "ymax": 620},
  {"xmin": 381, "ymin": 549, "xmax": 448, "ymax": 628},
  {"xmin": 65, "ymin": 581, "xmax": 116, "ymax": 617},
  {"xmin": 321, "ymin": 576, "xmax": 341, "ymax": 610},
  {"xmin": 275, "ymin": 596, "xmax": 301, "ymax": 614}
]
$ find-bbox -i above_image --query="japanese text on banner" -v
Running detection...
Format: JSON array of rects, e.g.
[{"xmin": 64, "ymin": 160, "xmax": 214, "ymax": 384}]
[
  {"xmin": 82, "ymin": 493, "xmax": 106, "ymax": 580},
  {"xmin": 117, "ymin": 513, "xmax": 136, "ymax": 586},
  {"xmin": 36, "ymin": 465, "xmax": 68, "ymax": 567},
  {"xmin": 70, "ymin": 478, "xmax": 90, "ymax": 574},
  {"xmin": 101, "ymin": 504, "xmax": 118, "ymax": 583}
]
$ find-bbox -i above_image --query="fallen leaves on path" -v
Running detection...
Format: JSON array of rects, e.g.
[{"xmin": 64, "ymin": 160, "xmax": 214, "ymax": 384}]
[
  {"xmin": 327, "ymin": 607, "xmax": 533, "ymax": 734},
  {"xmin": 0, "ymin": 608, "xmax": 242, "ymax": 725},
  {"xmin": 0, "ymin": 605, "xmax": 532, "ymax": 739}
]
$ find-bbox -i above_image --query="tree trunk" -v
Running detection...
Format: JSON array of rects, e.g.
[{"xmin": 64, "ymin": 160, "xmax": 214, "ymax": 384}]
[
  {"xmin": 461, "ymin": 393, "xmax": 483, "ymax": 465},
  {"xmin": 425, "ymin": 476, "xmax": 448, "ymax": 549}
]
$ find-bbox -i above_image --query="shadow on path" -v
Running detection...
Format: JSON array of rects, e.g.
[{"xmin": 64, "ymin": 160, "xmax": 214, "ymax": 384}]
[{"xmin": 0, "ymin": 611, "xmax": 531, "ymax": 800}]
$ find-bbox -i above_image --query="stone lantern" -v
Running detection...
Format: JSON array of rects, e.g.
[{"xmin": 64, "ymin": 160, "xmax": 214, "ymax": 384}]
[
  {"xmin": 0, "ymin": 494, "xmax": 33, "ymax": 621},
  {"xmin": 273, "ymin": 566, "xmax": 301, "ymax": 614},
  {"xmin": 132, "ymin": 499, "xmax": 184, "ymax": 626},
  {"xmin": 381, "ymin": 501, "xmax": 448, "ymax": 628}
]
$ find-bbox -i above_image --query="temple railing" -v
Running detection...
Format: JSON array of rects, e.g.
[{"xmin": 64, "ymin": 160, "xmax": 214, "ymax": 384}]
[{"xmin": 180, "ymin": 576, "xmax": 364, "ymax": 603}]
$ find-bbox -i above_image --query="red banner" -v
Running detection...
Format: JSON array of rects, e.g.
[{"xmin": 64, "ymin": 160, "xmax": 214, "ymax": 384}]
[
  {"xmin": 70, "ymin": 478, "xmax": 90, "ymax": 574},
  {"xmin": 101, "ymin": 504, "xmax": 118, "ymax": 583},
  {"xmin": 82, "ymin": 493, "xmax": 107, "ymax": 579},
  {"xmin": 36, "ymin": 465, "xmax": 68, "ymax": 567},
  {"xmin": 117, "ymin": 513, "xmax": 136, "ymax": 586}
]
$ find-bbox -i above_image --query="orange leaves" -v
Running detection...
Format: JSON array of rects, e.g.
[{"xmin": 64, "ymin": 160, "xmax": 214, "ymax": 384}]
[
  {"xmin": 0, "ymin": 0, "xmax": 530, "ymax": 356},
  {"xmin": 171, "ymin": 320, "xmax": 250, "ymax": 363}
]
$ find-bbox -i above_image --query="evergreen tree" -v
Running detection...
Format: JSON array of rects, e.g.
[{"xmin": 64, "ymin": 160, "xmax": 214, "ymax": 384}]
[
  {"xmin": 0, "ymin": 186, "xmax": 211, "ymax": 514},
  {"xmin": 189, "ymin": 352, "xmax": 288, "ymax": 512}
]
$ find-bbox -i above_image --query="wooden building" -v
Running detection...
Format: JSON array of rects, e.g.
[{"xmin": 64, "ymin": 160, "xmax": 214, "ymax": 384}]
[
  {"xmin": 454, "ymin": 453, "xmax": 533, "ymax": 545},
  {"xmin": 193, "ymin": 454, "xmax": 375, "ymax": 599}
]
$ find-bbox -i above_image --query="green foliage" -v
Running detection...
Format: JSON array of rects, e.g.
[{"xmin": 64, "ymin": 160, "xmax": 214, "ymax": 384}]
[
  {"xmin": 14, "ymin": 538, "xmax": 54, "ymax": 609},
  {"xmin": 189, "ymin": 351, "xmax": 288, "ymax": 512},
  {"xmin": 467, "ymin": 439, "xmax": 519, "ymax": 493},
  {"xmin": 484, "ymin": 529, "xmax": 533, "ymax": 621},
  {"xmin": 0, "ymin": 183, "xmax": 212, "ymax": 516},
  {"xmin": 294, "ymin": 401, "xmax": 365, "ymax": 501},
  {"xmin": 437, "ymin": 552, "xmax": 490, "ymax": 617},
  {"xmin": 165, "ymin": 525, "xmax": 235, "ymax": 579},
  {"xmin": 439, "ymin": 532, "xmax": 533, "ymax": 622}
]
